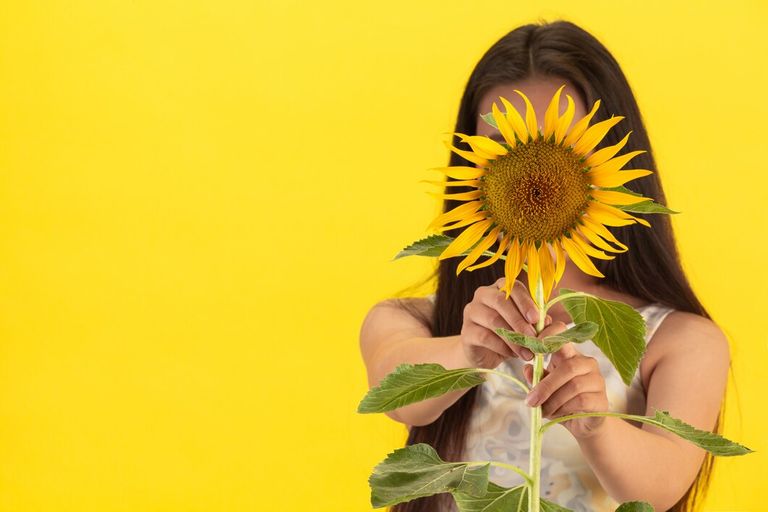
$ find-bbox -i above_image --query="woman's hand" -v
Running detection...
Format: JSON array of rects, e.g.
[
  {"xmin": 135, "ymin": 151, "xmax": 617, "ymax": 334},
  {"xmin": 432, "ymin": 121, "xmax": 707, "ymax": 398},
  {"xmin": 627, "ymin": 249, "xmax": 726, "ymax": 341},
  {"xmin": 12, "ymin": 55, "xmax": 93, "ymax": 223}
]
[
  {"xmin": 460, "ymin": 277, "xmax": 552, "ymax": 369},
  {"xmin": 522, "ymin": 333, "xmax": 610, "ymax": 440}
]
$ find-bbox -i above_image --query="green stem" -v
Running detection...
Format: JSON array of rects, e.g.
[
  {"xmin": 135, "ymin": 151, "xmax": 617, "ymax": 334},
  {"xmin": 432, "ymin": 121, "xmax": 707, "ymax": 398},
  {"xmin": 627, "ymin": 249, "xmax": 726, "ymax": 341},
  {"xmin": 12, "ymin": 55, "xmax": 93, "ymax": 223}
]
[
  {"xmin": 527, "ymin": 276, "xmax": 546, "ymax": 512},
  {"xmin": 475, "ymin": 368, "xmax": 530, "ymax": 394},
  {"xmin": 540, "ymin": 411, "xmax": 656, "ymax": 435},
  {"xmin": 543, "ymin": 290, "xmax": 591, "ymax": 312},
  {"xmin": 466, "ymin": 460, "xmax": 533, "ymax": 486}
]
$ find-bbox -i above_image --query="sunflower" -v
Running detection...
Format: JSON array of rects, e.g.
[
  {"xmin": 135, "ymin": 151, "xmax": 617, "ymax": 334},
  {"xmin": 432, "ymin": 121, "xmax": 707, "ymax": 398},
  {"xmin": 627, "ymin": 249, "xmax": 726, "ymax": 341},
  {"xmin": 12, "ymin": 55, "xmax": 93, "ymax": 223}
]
[{"xmin": 426, "ymin": 85, "xmax": 654, "ymax": 306}]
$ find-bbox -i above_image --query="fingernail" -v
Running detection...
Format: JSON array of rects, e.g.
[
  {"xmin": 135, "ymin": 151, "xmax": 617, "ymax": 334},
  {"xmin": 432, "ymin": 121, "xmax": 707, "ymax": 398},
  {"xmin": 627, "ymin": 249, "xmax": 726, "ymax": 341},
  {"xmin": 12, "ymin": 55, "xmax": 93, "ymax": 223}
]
[
  {"xmin": 525, "ymin": 393, "xmax": 537, "ymax": 406},
  {"xmin": 526, "ymin": 310, "xmax": 537, "ymax": 323}
]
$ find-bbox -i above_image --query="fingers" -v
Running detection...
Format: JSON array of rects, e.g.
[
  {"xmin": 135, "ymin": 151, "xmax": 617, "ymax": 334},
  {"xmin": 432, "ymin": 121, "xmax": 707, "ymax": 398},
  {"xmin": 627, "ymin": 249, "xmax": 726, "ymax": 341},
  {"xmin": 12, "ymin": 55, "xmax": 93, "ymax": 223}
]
[
  {"xmin": 477, "ymin": 281, "xmax": 536, "ymax": 337},
  {"xmin": 548, "ymin": 391, "xmax": 608, "ymax": 419},
  {"xmin": 536, "ymin": 321, "xmax": 568, "ymax": 339},
  {"xmin": 463, "ymin": 302, "xmax": 520, "ymax": 360},
  {"xmin": 539, "ymin": 373, "xmax": 604, "ymax": 417},
  {"xmin": 524, "ymin": 355, "xmax": 597, "ymax": 407},
  {"xmin": 548, "ymin": 341, "xmax": 579, "ymax": 368},
  {"xmin": 509, "ymin": 279, "xmax": 541, "ymax": 324}
]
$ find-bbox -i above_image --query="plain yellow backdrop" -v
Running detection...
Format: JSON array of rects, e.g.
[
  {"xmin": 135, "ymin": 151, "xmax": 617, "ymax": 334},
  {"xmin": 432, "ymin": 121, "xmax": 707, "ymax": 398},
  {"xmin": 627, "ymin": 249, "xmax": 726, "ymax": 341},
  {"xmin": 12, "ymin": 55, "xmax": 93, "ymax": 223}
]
[{"xmin": 0, "ymin": 1, "xmax": 766, "ymax": 510}]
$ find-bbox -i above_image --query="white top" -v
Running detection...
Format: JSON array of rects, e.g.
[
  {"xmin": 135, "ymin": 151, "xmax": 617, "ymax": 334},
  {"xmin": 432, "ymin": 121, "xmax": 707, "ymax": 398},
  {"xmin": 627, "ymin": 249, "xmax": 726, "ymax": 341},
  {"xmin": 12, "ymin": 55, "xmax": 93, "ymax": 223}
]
[{"xmin": 425, "ymin": 293, "xmax": 676, "ymax": 511}]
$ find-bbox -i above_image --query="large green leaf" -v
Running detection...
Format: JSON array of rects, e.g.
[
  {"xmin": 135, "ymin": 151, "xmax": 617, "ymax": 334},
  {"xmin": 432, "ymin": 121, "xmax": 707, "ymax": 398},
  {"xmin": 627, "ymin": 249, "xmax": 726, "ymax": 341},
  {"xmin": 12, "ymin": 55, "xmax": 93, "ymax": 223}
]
[
  {"xmin": 452, "ymin": 481, "xmax": 527, "ymax": 512},
  {"xmin": 639, "ymin": 410, "xmax": 754, "ymax": 456},
  {"xmin": 558, "ymin": 289, "xmax": 646, "ymax": 386},
  {"xmin": 369, "ymin": 443, "xmax": 490, "ymax": 508},
  {"xmin": 495, "ymin": 322, "xmax": 597, "ymax": 354},
  {"xmin": 357, "ymin": 363, "xmax": 486, "ymax": 414},
  {"xmin": 615, "ymin": 501, "xmax": 654, "ymax": 511}
]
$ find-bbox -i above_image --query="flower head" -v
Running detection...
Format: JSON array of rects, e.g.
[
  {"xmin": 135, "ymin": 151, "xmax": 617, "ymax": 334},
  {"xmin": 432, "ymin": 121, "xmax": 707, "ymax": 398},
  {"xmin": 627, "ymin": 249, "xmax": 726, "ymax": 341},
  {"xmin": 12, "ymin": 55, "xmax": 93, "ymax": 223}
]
[{"xmin": 428, "ymin": 85, "xmax": 654, "ymax": 306}]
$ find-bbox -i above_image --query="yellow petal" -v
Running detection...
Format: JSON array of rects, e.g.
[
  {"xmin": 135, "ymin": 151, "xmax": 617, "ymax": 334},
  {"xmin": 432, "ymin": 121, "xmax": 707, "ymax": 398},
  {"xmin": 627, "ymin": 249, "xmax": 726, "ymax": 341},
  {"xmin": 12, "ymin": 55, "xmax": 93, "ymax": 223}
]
[
  {"xmin": 502, "ymin": 238, "xmax": 524, "ymax": 298},
  {"xmin": 553, "ymin": 240, "xmax": 566, "ymax": 283},
  {"xmin": 443, "ymin": 140, "xmax": 489, "ymax": 167},
  {"xmin": 427, "ymin": 200, "xmax": 483, "ymax": 230},
  {"xmin": 587, "ymin": 201, "xmax": 651, "ymax": 228},
  {"xmin": 439, "ymin": 219, "xmax": 492, "ymax": 260},
  {"xmin": 543, "ymin": 85, "xmax": 566, "ymax": 140},
  {"xmin": 589, "ymin": 169, "xmax": 654, "ymax": 188},
  {"xmin": 514, "ymin": 89, "xmax": 540, "ymax": 140},
  {"xmin": 466, "ymin": 234, "xmax": 510, "ymax": 271},
  {"xmin": 457, "ymin": 227, "xmax": 501, "ymax": 274},
  {"xmin": 561, "ymin": 236, "xmax": 605, "ymax": 278},
  {"xmin": 456, "ymin": 133, "xmax": 508, "ymax": 157},
  {"xmin": 526, "ymin": 242, "xmax": 541, "ymax": 305},
  {"xmin": 435, "ymin": 211, "xmax": 489, "ymax": 232},
  {"xmin": 590, "ymin": 188, "xmax": 651, "ymax": 205},
  {"xmin": 500, "ymin": 96, "xmax": 529, "ymax": 143},
  {"xmin": 492, "ymin": 102, "xmax": 518, "ymax": 148},
  {"xmin": 427, "ymin": 190, "xmax": 483, "ymax": 201},
  {"xmin": 419, "ymin": 179, "xmax": 481, "ymax": 188},
  {"xmin": 572, "ymin": 116, "xmax": 625, "ymax": 156},
  {"xmin": 538, "ymin": 242, "xmax": 556, "ymax": 303},
  {"xmin": 584, "ymin": 131, "xmax": 631, "ymax": 168},
  {"xmin": 580, "ymin": 216, "xmax": 628, "ymax": 251},
  {"xmin": 429, "ymin": 166, "xmax": 485, "ymax": 180},
  {"xmin": 452, "ymin": 133, "xmax": 496, "ymax": 160},
  {"xmin": 571, "ymin": 232, "xmax": 615, "ymax": 260},
  {"xmin": 576, "ymin": 224, "xmax": 626, "ymax": 254},
  {"xmin": 588, "ymin": 150, "xmax": 646, "ymax": 176},
  {"xmin": 554, "ymin": 94, "xmax": 575, "ymax": 144},
  {"xmin": 563, "ymin": 99, "xmax": 601, "ymax": 147}
]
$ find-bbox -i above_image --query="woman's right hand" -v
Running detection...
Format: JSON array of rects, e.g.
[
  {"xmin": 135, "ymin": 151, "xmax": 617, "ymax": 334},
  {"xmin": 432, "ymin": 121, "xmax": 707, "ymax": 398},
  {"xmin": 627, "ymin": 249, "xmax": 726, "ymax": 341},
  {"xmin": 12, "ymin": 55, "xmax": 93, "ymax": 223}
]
[{"xmin": 459, "ymin": 277, "xmax": 552, "ymax": 369}]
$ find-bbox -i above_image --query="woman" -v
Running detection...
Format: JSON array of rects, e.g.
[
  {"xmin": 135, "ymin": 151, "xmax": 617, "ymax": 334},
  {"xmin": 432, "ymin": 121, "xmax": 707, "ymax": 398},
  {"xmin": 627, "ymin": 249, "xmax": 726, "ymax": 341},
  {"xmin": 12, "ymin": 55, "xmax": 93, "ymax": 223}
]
[{"xmin": 359, "ymin": 19, "xmax": 730, "ymax": 512}]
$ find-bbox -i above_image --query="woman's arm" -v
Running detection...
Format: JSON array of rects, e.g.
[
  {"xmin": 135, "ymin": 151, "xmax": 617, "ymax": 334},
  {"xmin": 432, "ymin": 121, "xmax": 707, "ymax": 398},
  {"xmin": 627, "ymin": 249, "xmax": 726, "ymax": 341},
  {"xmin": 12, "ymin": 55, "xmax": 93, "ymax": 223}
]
[
  {"xmin": 359, "ymin": 299, "xmax": 475, "ymax": 427},
  {"xmin": 573, "ymin": 311, "xmax": 730, "ymax": 511}
]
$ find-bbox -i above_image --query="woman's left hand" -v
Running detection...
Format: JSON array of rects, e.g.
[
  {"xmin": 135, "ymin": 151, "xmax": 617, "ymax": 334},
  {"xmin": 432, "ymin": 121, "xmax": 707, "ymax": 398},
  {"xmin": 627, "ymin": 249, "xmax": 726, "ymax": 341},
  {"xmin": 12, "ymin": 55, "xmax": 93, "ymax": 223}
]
[{"xmin": 522, "ymin": 322, "xmax": 610, "ymax": 440}]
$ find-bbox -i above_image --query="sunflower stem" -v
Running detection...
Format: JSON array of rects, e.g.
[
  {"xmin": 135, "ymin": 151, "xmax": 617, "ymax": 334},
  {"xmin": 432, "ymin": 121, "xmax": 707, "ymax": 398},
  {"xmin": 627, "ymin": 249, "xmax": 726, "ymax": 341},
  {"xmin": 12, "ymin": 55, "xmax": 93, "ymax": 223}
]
[{"xmin": 527, "ymin": 276, "xmax": 546, "ymax": 512}]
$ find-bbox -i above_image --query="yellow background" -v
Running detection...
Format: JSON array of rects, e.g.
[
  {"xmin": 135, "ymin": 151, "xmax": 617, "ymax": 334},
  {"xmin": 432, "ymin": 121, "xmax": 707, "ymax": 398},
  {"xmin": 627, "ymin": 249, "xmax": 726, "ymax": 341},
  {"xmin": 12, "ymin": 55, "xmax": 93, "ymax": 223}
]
[{"xmin": 0, "ymin": 1, "xmax": 765, "ymax": 510}]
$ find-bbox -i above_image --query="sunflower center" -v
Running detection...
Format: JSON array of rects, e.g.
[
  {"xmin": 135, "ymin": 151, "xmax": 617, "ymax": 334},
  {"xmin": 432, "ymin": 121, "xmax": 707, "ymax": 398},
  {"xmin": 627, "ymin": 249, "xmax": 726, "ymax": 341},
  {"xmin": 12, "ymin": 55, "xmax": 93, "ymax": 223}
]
[{"xmin": 480, "ymin": 138, "xmax": 591, "ymax": 242}]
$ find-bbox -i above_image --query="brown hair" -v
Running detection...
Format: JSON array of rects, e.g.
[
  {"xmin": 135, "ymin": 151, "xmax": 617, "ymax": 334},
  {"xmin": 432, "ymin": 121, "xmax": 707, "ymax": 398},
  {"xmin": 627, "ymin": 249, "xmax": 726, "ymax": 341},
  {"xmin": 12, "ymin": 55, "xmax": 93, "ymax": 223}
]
[{"xmin": 391, "ymin": 19, "xmax": 731, "ymax": 512}]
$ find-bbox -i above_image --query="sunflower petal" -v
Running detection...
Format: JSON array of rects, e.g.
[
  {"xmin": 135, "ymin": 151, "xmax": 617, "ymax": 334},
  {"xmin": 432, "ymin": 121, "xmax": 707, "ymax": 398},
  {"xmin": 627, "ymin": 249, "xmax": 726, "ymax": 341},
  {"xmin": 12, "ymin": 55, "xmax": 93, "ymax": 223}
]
[
  {"xmin": 419, "ymin": 179, "xmax": 481, "ymax": 188},
  {"xmin": 514, "ymin": 89, "xmax": 540, "ymax": 140},
  {"xmin": 588, "ymin": 150, "xmax": 646, "ymax": 176},
  {"xmin": 427, "ymin": 190, "xmax": 483, "ymax": 201},
  {"xmin": 580, "ymin": 216, "xmax": 629, "ymax": 251},
  {"xmin": 589, "ymin": 169, "xmax": 654, "ymax": 188},
  {"xmin": 452, "ymin": 133, "xmax": 496, "ymax": 160},
  {"xmin": 466, "ymin": 234, "xmax": 510, "ymax": 271},
  {"xmin": 429, "ymin": 166, "xmax": 485, "ymax": 180},
  {"xmin": 443, "ymin": 140, "xmax": 489, "ymax": 167},
  {"xmin": 563, "ymin": 99, "xmax": 601, "ymax": 147},
  {"xmin": 571, "ymin": 232, "xmax": 615, "ymax": 260},
  {"xmin": 500, "ymin": 97, "xmax": 529, "ymax": 143},
  {"xmin": 543, "ymin": 85, "xmax": 566, "ymax": 140},
  {"xmin": 554, "ymin": 94, "xmax": 575, "ymax": 144},
  {"xmin": 427, "ymin": 200, "xmax": 483, "ymax": 230},
  {"xmin": 572, "ymin": 116, "xmax": 625, "ymax": 156},
  {"xmin": 587, "ymin": 201, "xmax": 651, "ymax": 228},
  {"xmin": 439, "ymin": 219, "xmax": 492, "ymax": 259},
  {"xmin": 538, "ymin": 242, "xmax": 556, "ymax": 303},
  {"xmin": 584, "ymin": 131, "xmax": 632, "ymax": 168},
  {"xmin": 561, "ymin": 236, "xmax": 605, "ymax": 278},
  {"xmin": 492, "ymin": 102, "xmax": 518, "ymax": 148},
  {"xmin": 502, "ymin": 238, "xmax": 524, "ymax": 298},
  {"xmin": 526, "ymin": 242, "xmax": 541, "ymax": 305},
  {"xmin": 590, "ymin": 188, "xmax": 651, "ymax": 205},
  {"xmin": 435, "ymin": 211, "xmax": 489, "ymax": 232},
  {"xmin": 576, "ymin": 224, "xmax": 626, "ymax": 253},
  {"xmin": 456, "ymin": 133, "xmax": 508, "ymax": 157},
  {"xmin": 457, "ymin": 227, "xmax": 501, "ymax": 274},
  {"xmin": 553, "ymin": 240, "xmax": 566, "ymax": 283}
]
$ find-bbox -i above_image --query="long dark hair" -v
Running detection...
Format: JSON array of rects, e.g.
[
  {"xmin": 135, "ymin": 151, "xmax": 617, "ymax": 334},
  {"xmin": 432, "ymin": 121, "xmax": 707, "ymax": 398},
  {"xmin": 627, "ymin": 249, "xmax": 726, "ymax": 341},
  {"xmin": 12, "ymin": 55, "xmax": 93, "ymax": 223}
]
[{"xmin": 391, "ymin": 19, "xmax": 731, "ymax": 512}]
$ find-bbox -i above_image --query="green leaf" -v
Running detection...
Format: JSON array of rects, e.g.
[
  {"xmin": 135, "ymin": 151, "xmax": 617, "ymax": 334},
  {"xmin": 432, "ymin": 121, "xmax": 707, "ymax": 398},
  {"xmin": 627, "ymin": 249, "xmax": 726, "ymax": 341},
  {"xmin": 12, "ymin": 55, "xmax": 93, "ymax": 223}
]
[
  {"xmin": 558, "ymin": 289, "xmax": 646, "ymax": 386},
  {"xmin": 617, "ymin": 201, "xmax": 680, "ymax": 214},
  {"xmin": 494, "ymin": 322, "xmax": 597, "ymax": 354},
  {"xmin": 480, "ymin": 112, "xmax": 498, "ymax": 129},
  {"xmin": 642, "ymin": 410, "xmax": 754, "ymax": 456},
  {"xmin": 357, "ymin": 363, "xmax": 486, "ymax": 414},
  {"xmin": 393, "ymin": 234, "xmax": 454, "ymax": 260},
  {"xmin": 452, "ymin": 481, "xmax": 527, "ymax": 512},
  {"xmin": 616, "ymin": 501, "xmax": 654, "ymax": 511},
  {"xmin": 369, "ymin": 443, "xmax": 490, "ymax": 508},
  {"xmin": 542, "ymin": 498, "xmax": 574, "ymax": 511},
  {"xmin": 599, "ymin": 185, "xmax": 644, "ymax": 197}
]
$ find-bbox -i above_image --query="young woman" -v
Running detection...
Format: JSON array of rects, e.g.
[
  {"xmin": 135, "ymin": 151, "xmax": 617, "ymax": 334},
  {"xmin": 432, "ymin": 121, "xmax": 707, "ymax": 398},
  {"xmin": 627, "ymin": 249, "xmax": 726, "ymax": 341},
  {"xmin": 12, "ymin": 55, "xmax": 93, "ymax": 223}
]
[{"xmin": 359, "ymin": 20, "xmax": 730, "ymax": 512}]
